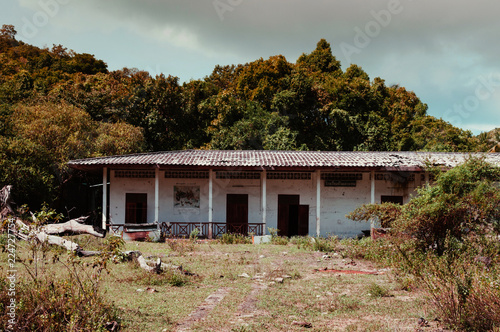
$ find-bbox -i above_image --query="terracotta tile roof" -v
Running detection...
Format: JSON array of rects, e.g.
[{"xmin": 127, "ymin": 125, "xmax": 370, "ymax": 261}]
[{"xmin": 67, "ymin": 150, "xmax": 500, "ymax": 172}]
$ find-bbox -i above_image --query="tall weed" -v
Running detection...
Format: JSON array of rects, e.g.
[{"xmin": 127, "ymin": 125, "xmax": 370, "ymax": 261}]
[{"xmin": 396, "ymin": 234, "xmax": 500, "ymax": 331}]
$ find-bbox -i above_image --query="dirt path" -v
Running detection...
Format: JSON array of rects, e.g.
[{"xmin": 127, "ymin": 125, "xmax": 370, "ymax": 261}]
[{"xmin": 175, "ymin": 287, "xmax": 231, "ymax": 332}]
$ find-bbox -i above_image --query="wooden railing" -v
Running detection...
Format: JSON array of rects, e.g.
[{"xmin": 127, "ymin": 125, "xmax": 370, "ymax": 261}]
[
  {"xmin": 108, "ymin": 222, "xmax": 265, "ymax": 239},
  {"xmin": 159, "ymin": 222, "xmax": 264, "ymax": 238}
]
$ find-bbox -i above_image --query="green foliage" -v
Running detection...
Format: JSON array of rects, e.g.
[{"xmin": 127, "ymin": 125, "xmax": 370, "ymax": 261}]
[
  {"xmin": 297, "ymin": 39, "xmax": 341, "ymax": 74},
  {"xmin": 0, "ymin": 28, "xmax": 491, "ymax": 213},
  {"xmin": 394, "ymin": 157, "xmax": 500, "ymax": 253},
  {"xmin": 271, "ymin": 236, "xmax": 289, "ymax": 245},
  {"xmin": 348, "ymin": 157, "xmax": 500, "ymax": 254},
  {"xmin": 267, "ymin": 227, "xmax": 278, "ymax": 238},
  {"xmin": 218, "ymin": 233, "xmax": 251, "ymax": 244},
  {"xmin": 347, "ymin": 158, "xmax": 500, "ymax": 330},
  {"xmin": 189, "ymin": 228, "xmax": 200, "ymax": 242},
  {"xmin": 94, "ymin": 121, "xmax": 145, "ymax": 156},
  {"xmin": 32, "ymin": 203, "xmax": 63, "ymax": 226},
  {"xmin": 347, "ymin": 202, "xmax": 402, "ymax": 228}
]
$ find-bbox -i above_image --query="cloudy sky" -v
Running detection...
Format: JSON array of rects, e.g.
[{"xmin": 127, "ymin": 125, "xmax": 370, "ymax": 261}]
[{"xmin": 3, "ymin": 0, "xmax": 500, "ymax": 134}]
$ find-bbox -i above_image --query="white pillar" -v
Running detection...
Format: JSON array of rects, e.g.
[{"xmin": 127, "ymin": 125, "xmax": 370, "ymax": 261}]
[
  {"xmin": 316, "ymin": 170, "xmax": 321, "ymax": 237},
  {"xmin": 102, "ymin": 167, "xmax": 107, "ymax": 230},
  {"xmin": 370, "ymin": 170, "xmax": 376, "ymax": 232},
  {"xmin": 208, "ymin": 169, "xmax": 213, "ymax": 239},
  {"xmin": 371, "ymin": 171, "xmax": 376, "ymax": 204},
  {"xmin": 154, "ymin": 167, "xmax": 160, "ymax": 223},
  {"xmin": 262, "ymin": 169, "xmax": 267, "ymax": 235}
]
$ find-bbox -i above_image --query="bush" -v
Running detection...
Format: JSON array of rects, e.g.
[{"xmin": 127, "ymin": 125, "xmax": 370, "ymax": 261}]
[
  {"xmin": 347, "ymin": 157, "xmax": 500, "ymax": 330},
  {"xmin": 395, "ymin": 157, "xmax": 500, "ymax": 254},
  {"xmin": 271, "ymin": 236, "xmax": 289, "ymax": 245},
  {"xmin": 311, "ymin": 236, "xmax": 338, "ymax": 252},
  {"xmin": 399, "ymin": 234, "xmax": 500, "ymax": 330},
  {"xmin": 0, "ymin": 255, "xmax": 119, "ymax": 331},
  {"xmin": 218, "ymin": 233, "xmax": 251, "ymax": 244},
  {"xmin": 348, "ymin": 156, "xmax": 500, "ymax": 254}
]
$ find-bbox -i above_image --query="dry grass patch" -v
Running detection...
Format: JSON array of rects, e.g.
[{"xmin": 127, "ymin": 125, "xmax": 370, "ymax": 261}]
[{"xmin": 1, "ymin": 237, "xmax": 438, "ymax": 331}]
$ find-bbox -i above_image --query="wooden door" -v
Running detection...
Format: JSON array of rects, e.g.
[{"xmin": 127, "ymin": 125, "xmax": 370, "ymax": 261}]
[
  {"xmin": 125, "ymin": 193, "xmax": 147, "ymax": 224},
  {"xmin": 277, "ymin": 195, "xmax": 300, "ymax": 237},
  {"xmin": 226, "ymin": 194, "xmax": 248, "ymax": 234},
  {"xmin": 298, "ymin": 205, "xmax": 309, "ymax": 236}
]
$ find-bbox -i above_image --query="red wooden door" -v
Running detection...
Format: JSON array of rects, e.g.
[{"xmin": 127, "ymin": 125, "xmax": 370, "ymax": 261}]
[{"xmin": 226, "ymin": 194, "xmax": 248, "ymax": 234}]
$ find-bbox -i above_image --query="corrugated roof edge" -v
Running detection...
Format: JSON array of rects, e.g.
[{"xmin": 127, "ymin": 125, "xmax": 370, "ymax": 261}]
[{"xmin": 66, "ymin": 150, "xmax": 500, "ymax": 172}]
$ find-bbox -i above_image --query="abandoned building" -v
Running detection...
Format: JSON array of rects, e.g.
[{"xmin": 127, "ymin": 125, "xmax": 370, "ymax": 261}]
[{"xmin": 67, "ymin": 150, "xmax": 500, "ymax": 240}]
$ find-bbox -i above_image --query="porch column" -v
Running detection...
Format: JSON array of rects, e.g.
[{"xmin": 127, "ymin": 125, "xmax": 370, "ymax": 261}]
[
  {"xmin": 316, "ymin": 170, "xmax": 321, "ymax": 237},
  {"xmin": 262, "ymin": 169, "xmax": 267, "ymax": 235},
  {"xmin": 424, "ymin": 171, "xmax": 430, "ymax": 185},
  {"xmin": 102, "ymin": 167, "xmax": 107, "ymax": 230},
  {"xmin": 370, "ymin": 170, "xmax": 376, "ymax": 233},
  {"xmin": 208, "ymin": 169, "xmax": 213, "ymax": 239},
  {"xmin": 154, "ymin": 167, "xmax": 160, "ymax": 223}
]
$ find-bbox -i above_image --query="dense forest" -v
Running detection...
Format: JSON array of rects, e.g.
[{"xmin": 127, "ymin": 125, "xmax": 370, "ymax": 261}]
[{"xmin": 0, "ymin": 24, "xmax": 496, "ymax": 212}]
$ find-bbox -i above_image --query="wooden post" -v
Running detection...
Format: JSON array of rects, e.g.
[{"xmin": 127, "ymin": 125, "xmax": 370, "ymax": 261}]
[
  {"xmin": 262, "ymin": 169, "xmax": 267, "ymax": 235},
  {"xmin": 208, "ymin": 169, "xmax": 213, "ymax": 239},
  {"xmin": 316, "ymin": 170, "xmax": 321, "ymax": 237},
  {"xmin": 102, "ymin": 167, "xmax": 107, "ymax": 230}
]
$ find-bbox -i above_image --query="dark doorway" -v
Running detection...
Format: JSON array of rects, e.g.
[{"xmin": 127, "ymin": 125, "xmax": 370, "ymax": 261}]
[
  {"xmin": 226, "ymin": 194, "xmax": 248, "ymax": 234},
  {"xmin": 278, "ymin": 195, "xmax": 309, "ymax": 237},
  {"xmin": 125, "ymin": 193, "xmax": 147, "ymax": 224}
]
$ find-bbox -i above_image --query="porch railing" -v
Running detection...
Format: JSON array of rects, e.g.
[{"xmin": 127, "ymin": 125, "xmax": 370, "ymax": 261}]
[{"xmin": 159, "ymin": 222, "xmax": 264, "ymax": 238}]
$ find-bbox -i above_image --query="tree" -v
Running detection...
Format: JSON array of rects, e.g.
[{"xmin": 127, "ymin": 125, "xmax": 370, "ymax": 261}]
[
  {"xmin": 348, "ymin": 157, "xmax": 500, "ymax": 254},
  {"xmin": 297, "ymin": 39, "xmax": 342, "ymax": 74},
  {"xmin": 0, "ymin": 24, "xmax": 16, "ymax": 39},
  {"xmin": 93, "ymin": 122, "xmax": 145, "ymax": 156}
]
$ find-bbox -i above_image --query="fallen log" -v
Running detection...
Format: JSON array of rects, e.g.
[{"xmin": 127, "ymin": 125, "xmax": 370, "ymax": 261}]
[
  {"xmin": 41, "ymin": 216, "xmax": 104, "ymax": 238},
  {"xmin": 1, "ymin": 185, "xmax": 195, "ymax": 276},
  {"xmin": 1, "ymin": 185, "xmax": 104, "ymax": 254},
  {"xmin": 35, "ymin": 231, "xmax": 79, "ymax": 251}
]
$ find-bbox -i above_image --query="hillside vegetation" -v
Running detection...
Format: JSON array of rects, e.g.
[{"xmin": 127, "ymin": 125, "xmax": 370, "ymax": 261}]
[{"xmin": 0, "ymin": 24, "xmax": 493, "ymax": 210}]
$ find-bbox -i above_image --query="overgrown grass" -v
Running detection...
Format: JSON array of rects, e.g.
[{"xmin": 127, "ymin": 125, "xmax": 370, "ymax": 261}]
[
  {"xmin": 2, "ymin": 235, "xmax": 433, "ymax": 331},
  {"xmin": 0, "ymin": 244, "xmax": 120, "ymax": 331},
  {"xmin": 395, "ymin": 234, "xmax": 500, "ymax": 331}
]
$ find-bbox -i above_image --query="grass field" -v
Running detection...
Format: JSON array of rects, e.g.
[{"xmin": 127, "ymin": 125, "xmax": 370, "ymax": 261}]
[{"xmin": 1, "ymin": 235, "xmax": 441, "ymax": 331}]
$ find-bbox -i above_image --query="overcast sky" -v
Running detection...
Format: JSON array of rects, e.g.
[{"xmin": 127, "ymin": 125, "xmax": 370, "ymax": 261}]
[{"xmin": 3, "ymin": 0, "xmax": 500, "ymax": 135}]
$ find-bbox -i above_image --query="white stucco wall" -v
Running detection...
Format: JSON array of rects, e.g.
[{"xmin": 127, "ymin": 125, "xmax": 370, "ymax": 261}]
[
  {"xmin": 109, "ymin": 171, "xmax": 156, "ymax": 224},
  {"xmin": 108, "ymin": 169, "xmax": 425, "ymax": 238}
]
